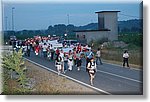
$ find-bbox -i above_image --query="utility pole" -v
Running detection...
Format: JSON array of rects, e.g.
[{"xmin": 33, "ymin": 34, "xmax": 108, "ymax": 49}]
[
  {"xmin": 67, "ymin": 14, "xmax": 70, "ymax": 25},
  {"xmin": 12, "ymin": 7, "xmax": 15, "ymax": 31},
  {"xmin": 5, "ymin": 16, "xmax": 8, "ymax": 31}
]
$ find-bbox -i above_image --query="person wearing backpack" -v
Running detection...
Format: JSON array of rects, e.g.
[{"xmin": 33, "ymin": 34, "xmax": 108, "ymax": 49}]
[
  {"xmin": 87, "ymin": 58, "xmax": 97, "ymax": 86},
  {"xmin": 85, "ymin": 49, "xmax": 94, "ymax": 71}
]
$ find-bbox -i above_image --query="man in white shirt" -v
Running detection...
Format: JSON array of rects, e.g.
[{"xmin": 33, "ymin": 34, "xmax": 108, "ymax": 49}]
[
  {"xmin": 96, "ymin": 48, "xmax": 103, "ymax": 65},
  {"xmin": 123, "ymin": 50, "xmax": 130, "ymax": 68},
  {"xmin": 42, "ymin": 43, "xmax": 47, "ymax": 58}
]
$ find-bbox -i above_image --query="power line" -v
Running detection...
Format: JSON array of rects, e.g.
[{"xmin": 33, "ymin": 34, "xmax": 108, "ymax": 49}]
[{"xmin": 119, "ymin": 13, "xmax": 140, "ymax": 18}]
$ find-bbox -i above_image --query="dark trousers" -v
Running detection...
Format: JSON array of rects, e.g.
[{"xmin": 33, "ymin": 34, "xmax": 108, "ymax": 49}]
[
  {"xmin": 64, "ymin": 61, "xmax": 68, "ymax": 71},
  {"xmin": 96, "ymin": 57, "xmax": 102, "ymax": 65},
  {"xmin": 51, "ymin": 52, "xmax": 54, "ymax": 60},
  {"xmin": 27, "ymin": 49, "xmax": 30, "ymax": 57},
  {"xmin": 43, "ymin": 51, "xmax": 47, "ymax": 58},
  {"xmin": 77, "ymin": 59, "xmax": 82, "ymax": 67},
  {"xmin": 123, "ymin": 58, "xmax": 129, "ymax": 67},
  {"xmin": 74, "ymin": 59, "xmax": 77, "ymax": 66}
]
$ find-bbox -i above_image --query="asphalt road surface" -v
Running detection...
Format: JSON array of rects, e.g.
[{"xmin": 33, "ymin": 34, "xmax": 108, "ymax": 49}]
[{"xmin": 24, "ymin": 51, "xmax": 143, "ymax": 95}]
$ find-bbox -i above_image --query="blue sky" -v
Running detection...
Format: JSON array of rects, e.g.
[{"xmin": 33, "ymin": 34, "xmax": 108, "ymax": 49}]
[{"xmin": 3, "ymin": 2, "xmax": 142, "ymax": 31}]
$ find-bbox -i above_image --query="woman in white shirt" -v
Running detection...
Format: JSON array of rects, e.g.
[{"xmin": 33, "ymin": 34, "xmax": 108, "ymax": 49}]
[{"xmin": 87, "ymin": 58, "xmax": 97, "ymax": 86}]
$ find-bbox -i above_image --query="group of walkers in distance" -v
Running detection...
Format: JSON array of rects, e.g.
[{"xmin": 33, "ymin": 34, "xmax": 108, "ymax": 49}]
[{"xmin": 11, "ymin": 35, "xmax": 130, "ymax": 86}]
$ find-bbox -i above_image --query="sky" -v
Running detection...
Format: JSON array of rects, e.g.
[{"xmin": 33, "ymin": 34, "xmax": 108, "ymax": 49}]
[{"xmin": 2, "ymin": 0, "xmax": 142, "ymax": 31}]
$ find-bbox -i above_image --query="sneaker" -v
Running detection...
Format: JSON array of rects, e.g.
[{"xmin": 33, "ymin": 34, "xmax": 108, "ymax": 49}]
[
  {"xmin": 58, "ymin": 72, "xmax": 60, "ymax": 75},
  {"xmin": 64, "ymin": 70, "xmax": 67, "ymax": 74}
]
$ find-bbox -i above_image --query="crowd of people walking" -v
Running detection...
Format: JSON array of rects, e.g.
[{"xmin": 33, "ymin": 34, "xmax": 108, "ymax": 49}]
[{"xmin": 11, "ymin": 35, "xmax": 130, "ymax": 86}]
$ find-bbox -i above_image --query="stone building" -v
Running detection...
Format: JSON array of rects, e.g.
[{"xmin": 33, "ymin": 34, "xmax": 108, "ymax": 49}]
[{"xmin": 75, "ymin": 11, "xmax": 120, "ymax": 44}]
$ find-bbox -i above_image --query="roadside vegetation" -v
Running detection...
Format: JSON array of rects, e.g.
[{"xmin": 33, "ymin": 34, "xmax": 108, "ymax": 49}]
[
  {"xmin": 89, "ymin": 32, "xmax": 143, "ymax": 68},
  {"xmin": 2, "ymin": 49, "xmax": 30, "ymax": 94},
  {"xmin": 1, "ymin": 48, "xmax": 99, "ymax": 95}
]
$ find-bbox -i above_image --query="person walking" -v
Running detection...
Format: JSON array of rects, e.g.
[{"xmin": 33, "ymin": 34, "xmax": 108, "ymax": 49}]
[
  {"xmin": 55, "ymin": 54, "xmax": 62, "ymax": 75},
  {"xmin": 96, "ymin": 48, "xmax": 103, "ymax": 65},
  {"xmin": 42, "ymin": 43, "xmax": 47, "ymax": 58},
  {"xmin": 76, "ymin": 51, "xmax": 82, "ymax": 71},
  {"xmin": 35, "ymin": 44, "xmax": 40, "ymax": 56},
  {"xmin": 123, "ymin": 50, "xmax": 130, "ymax": 68},
  {"xmin": 47, "ymin": 46, "xmax": 51, "ymax": 60},
  {"xmin": 50, "ymin": 45, "xmax": 55, "ymax": 61},
  {"xmin": 73, "ymin": 50, "xmax": 77, "ymax": 66},
  {"xmin": 60, "ymin": 49, "xmax": 64, "ymax": 73},
  {"xmin": 85, "ymin": 49, "xmax": 94, "ymax": 71},
  {"xmin": 27, "ymin": 43, "xmax": 31, "ymax": 57},
  {"xmin": 23, "ymin": 43, "xmax": 27, "ymax": 56},
  {"xmin": 68, "ymin": 50, "xmax": 73, "ymax": 71},
  {"xmin": 55, "ymin": 48, "xmax": 60, "ymax": 58},
  {"xmin": 87, "ymin": 58, "xmax": 97, "ymax": 86},
  {"xmin": 63, "ymin": 53, "xmax": 68, "ymax": 73}
]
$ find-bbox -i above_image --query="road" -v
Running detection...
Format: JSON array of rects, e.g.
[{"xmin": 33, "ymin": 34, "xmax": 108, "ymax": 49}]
[{"xmin": 24, "ymin": 51, "xmax": 143, "ymax": 95}]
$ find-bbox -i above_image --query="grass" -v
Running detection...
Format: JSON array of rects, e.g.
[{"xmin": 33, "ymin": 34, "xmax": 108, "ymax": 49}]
[
  {"xmin": 89, "ymin": 33, "xmax": 143, "ymax": 68},
  {"xmin": 101, "ymin": 49, "xmax": 142, "ymax": 67},
  {"xmin": 103, "ymin": 59, "xmax": 142, "ymax": 69}
]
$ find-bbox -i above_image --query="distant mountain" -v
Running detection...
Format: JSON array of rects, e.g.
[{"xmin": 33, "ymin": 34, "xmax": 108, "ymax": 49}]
[
  {"xmin": 76, "ymin": 23, "xmax": 98, "ymax": 30},
  {"xmin": 4, "ymin": 19, "xmax": 143, "ymax": 41},
  {"xmin": 118, "ymin": 19, "xmax": 142, "ymax": 29},
  {"xmin": 76, "ymin": 19, "xmax": 143, "ymax": 32},
  {"xmin": 118, "ymin": 19, "xmax": 142, "ymax": 33},
  {"xmin": 76, "ymin": 19, "xmax": 142, "ymax": 33}
]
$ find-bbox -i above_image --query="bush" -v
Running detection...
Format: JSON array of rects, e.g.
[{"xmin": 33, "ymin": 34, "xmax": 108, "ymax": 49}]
[
  {"xmin": 89, "ymin": 37, "xmax": 108, "ymax": 49},
  {"xmin": 2, "ymin": 49, "xmax": 28, "ymax": 88}
]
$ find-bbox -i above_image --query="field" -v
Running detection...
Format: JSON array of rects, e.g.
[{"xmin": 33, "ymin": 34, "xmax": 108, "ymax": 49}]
[
  {"xmin": 91, "ymin": 32, "xmax": 143, "ymax": 68},
  {"xmin": 101, "ymin": 49, "xmax": 142, "ymax": 68}
]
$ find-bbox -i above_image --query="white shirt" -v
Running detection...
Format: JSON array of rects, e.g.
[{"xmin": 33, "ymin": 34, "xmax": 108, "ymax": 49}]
[
  {"xmin": 42, "ymin": 45, "xmax": 47, "ymax": 51},
  {"xmin": 96, "ymin": 50, "xmax": 101, "ymax": 57},
  {"xmin": 123, "ymin": 53, "xmax": 129, "ymax": 58}
]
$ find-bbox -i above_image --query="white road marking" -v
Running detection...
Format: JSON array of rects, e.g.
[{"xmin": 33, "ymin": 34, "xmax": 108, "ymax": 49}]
[
  {"xmin": 97, "ymin": 70, "xmax": 142, "ymax": 83},
  {"xmin": 24, "ymin": 58, "xmax": 111, "ymax": 95},
  {"xmin": 81, "ymin": 66, "xmax": 142, "ymax": 83},
  {"xmin": 103, "ymin": 61, "xmax": 142, "ymax": 71}
]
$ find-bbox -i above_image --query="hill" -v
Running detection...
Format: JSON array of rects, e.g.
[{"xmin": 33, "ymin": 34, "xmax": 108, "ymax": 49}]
[{"xmin": 4, "ymin": 19, "xmax": 142, "ymax": 41}]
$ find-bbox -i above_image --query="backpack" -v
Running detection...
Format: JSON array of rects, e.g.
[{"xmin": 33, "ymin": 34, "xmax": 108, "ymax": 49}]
[
  {"xmin": 89, "ymin": 61, "xmax": 96, "ymax": 73},
  {"xmin": 89, "ymin": 61, "xmax": 95, "ymax": 68}
]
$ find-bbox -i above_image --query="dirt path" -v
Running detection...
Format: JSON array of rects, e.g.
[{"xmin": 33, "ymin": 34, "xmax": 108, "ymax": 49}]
[{"xmin": 25, "ymin": 61, "xmax": 102, "ymax": 95}]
